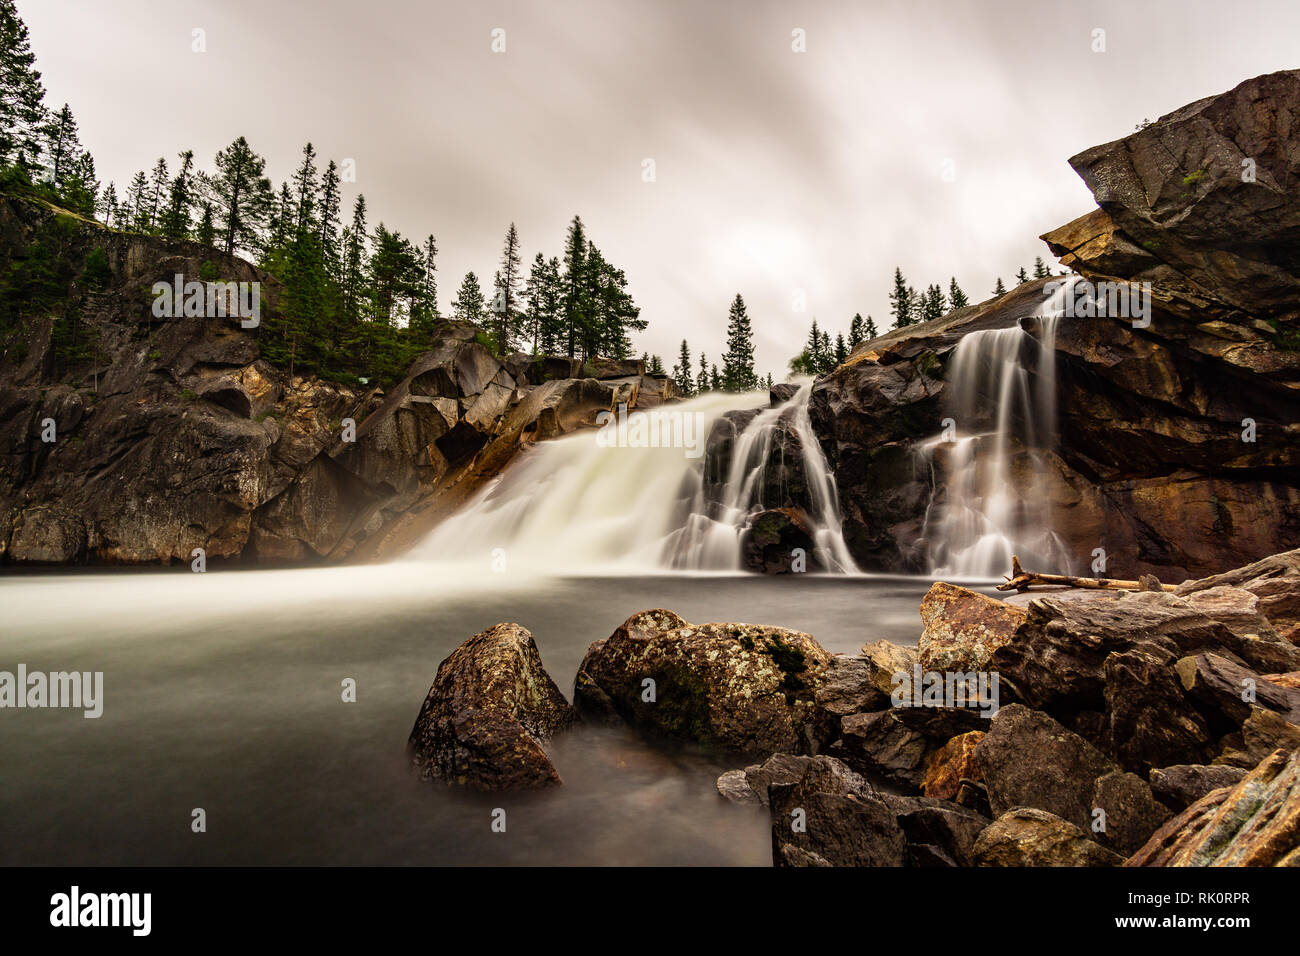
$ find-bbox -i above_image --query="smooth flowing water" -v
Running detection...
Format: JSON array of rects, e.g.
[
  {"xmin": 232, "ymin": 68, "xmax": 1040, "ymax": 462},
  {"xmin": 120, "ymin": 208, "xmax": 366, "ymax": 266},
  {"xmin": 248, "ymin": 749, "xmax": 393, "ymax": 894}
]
[
  {"xmin": 0, "ymin": 568, "xmax": 933, "ymax": 865},
  {"xmin": 921, "ymin": 279, "xmax": 1076, "ymax": 577}
]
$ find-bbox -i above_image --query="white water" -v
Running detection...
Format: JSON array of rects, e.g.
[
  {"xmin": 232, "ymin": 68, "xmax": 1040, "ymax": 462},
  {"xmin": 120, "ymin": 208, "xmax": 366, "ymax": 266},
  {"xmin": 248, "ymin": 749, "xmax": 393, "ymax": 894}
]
[
  {"xmin": 409, "ymin": 383, "xmax": 857, "ymax": 575},
  {"xmin": 921, "ymin": 278, "xmax": 1078, "ymax": 578}
]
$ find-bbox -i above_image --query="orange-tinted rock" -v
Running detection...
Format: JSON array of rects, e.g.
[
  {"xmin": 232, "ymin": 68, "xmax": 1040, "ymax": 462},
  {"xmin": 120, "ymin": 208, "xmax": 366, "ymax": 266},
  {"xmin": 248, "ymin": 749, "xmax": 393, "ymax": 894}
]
[
  {"xmin": 919, "ymin": 582, "xmax": 1025, "ymax": 673},
  {"xmin": 921, "ymin": 730, "xmax": 985, "ymax": 801}
]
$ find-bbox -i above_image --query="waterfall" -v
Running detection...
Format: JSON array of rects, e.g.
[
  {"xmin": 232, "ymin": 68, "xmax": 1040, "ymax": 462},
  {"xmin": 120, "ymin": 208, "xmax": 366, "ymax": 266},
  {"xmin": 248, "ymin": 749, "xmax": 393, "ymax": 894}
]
[
  {"xmin": 921, "ymin": 278, "xmax": 1077, "ymax": 578},
  {"xmin": 408, "ymin": 383, "xmax": 857, "ymax": 575},
  {"xmin": 662, "ymin": 382, "xmax": 857, "ymax": 573}
]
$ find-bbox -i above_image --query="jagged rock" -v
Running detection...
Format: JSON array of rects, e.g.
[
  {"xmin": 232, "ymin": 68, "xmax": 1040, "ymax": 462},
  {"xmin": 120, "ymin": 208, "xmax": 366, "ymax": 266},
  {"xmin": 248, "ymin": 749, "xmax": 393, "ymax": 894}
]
[
  {"xmin": 1176, "ymin": 652, "xmax": 1300, "ymax": 727},
  {"xmin": 973, "ymin": 808, "xmax": 1124, "ymax": 867},
  {"xmin": 1177, "ymin": 548, "xmax": 1300, "ymax": 644},
  {"xmin": 740, "ymin": 507, "xmax": 821, "ymax": 573},
  {"xmin": 921, "ymin": 730, "xmax": 986, "ymax": 801},
  {"xmin": 716, "ymin": 753, "xmax": 814, "ymax": 808},
  {"xmin": 770, "ymin": 382, "xmax": 799, "ymax": 404},
  {"xmin": 955, "ymin": 779, "xmax": 992, "ymax": 817},
  {"xmin": 406, "ymin": 623, "xmax": 575, "ymax": 791},
  {"xmin": 885, "ymin": 795, "xmax": 989, "ymax": 867},
  {"xmin": 573, "ymin": 609, "xmax": 833, "ymax": 755},
  {"xmin": 1101, "ymin": 642, "xmax": 1214, "ymax": 773},
  {"xmin": 1149, "ymin": 764, "xmax": 1248, "ymax": 812},
  {"xmin": 840, "ymin": 706, "xmax": 988, "ymax": 787},
  {"xmin": 1127, "ymin": 748, "xmax": 1300, "ymax": 866},
  {"xmin": 1180, "ymin": 586, "xmax": 1283, "ymax": 642},
  {"xmin": 1090, "ymin": 770, "xmax": 1173, "ymax": 856},
  {"xmin": 814, "ymin": 655, "xmax": 889, "ymax": 719},
  {"xmin": 1216, "ymin": 708, "xmax": 1300, "ymax": 768},
  {"xmin": 975, "ymin": 704, "xmax": 1119, "ymax": 829},
  {"xmin": 769, "ymin": 756, "xmax": 909, "ymax": 867},
  {"xmin": 858, "ymin": 640, "xmax": 919, "ymax": 696},
  {"xmin": 918, "ymin": 582, "xmax": 1025, "ymax": 672}
]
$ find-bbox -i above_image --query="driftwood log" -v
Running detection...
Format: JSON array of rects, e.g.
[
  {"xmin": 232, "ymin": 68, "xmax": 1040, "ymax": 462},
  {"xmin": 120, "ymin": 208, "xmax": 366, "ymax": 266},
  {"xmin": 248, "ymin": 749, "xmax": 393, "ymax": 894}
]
[{"xmin": 995, "ymin": 555, "xmax": 1178, "ymax": 593}]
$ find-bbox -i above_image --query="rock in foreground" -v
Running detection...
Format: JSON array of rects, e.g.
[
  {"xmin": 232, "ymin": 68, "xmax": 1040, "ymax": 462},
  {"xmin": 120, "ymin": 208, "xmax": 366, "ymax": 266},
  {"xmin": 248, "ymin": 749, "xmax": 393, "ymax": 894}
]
[
  {"xmin": 574, "ymin": 609, "xmax": 833, "ymax": 754},
  {"xmin": 407, "ymin": 623, "xmax": 575, "ymax": 791}
]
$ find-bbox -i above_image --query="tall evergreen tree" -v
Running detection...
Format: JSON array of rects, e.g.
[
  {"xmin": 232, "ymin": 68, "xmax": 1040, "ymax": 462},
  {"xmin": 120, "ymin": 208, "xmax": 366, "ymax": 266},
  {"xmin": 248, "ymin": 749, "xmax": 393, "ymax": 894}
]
[
  {"xmin": 921, "ymin": 283, "xmax": 946, "ymax": 322},
  {"xmin": 673, "ymin": 339, "xmax": 693, "ymax": 396},
  {"xmin": 721, "ymin": 293, "xmax": 757, "ymax": 391},
  {"xmin": 99, "ymin": 181, "xmax": 119, "ymax": 227},
  {"xmin": 993, "ymin": 277, "xmax": 1007, "ymax": 296},
  {"xmin": 495, "ymin": 222, "xmax": 522, "ymax": 352},
  {"xmin": 710, "ymin": 363, "xmax": 721, "ymax": 392},
  {"xmin": 1033, "ymin": 256, "xmax": 1050, "ymax": 279},
  {"xmin": 560, "ymin": 215, "xmax": 589, "ymax": 358},
  {"xmin": 834, "ymin": 332, "xmax": 847, "ymax": 366},
  {"xmin": 195, "ymin": 201, "xmax": 215, "ymax": 248},
  {"xmin": 42, "ymin": 103, "xmax": 80, "ymax": 189},
  {"xmin": 0, "ymin": 1, "xmax": 48, "ymax": 170},
  {"xmin": 696, "ymin": 352, "xmax": 709, "ymax": 394},
  {"xmin": 864, "ymin": 314, "xmax": 879, "ymax": 339},
  {"xmin": 451, "ymin": 270, "xmax": 487, "ymax": 325},
  {"xmin": 317, "ymin": 159, "xmax": 341, "ymax": 271},
  {"xmin": 889, "ymin": 267, "xmax": 915, "ymax": 328},
  {"xmin": 146, "ymin": 157, "xmax": 168, "ymax": 232},
  {"xmin": 123, "ymin": 171, "xmax": 149, "ymax": 232},
  {"xmin": 1016, "ymin": 266, "xmax": 1030, "ymax": 285},
  {"xmin": 848, "ymin": 312, "xmax": 865, "ymax": 349},
  {"xmin": 291, "ymin": 142, "xmax": 318, "ymax": 236},
  {"xmin": 205, "ymin": 136, "xmax": 273, "ymax": 255},
  {"xmin": 948, "ymin": 277, "xmax": 969, "ymax": 310},
  {"xmin": 158, "ymin": 150, "xmax": 195, "ymax": 239}
]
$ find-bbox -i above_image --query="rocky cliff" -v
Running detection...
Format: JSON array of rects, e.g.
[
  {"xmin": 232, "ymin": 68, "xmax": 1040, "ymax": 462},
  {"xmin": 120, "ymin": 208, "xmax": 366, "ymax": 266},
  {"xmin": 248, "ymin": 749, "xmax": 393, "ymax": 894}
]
[
  {"xmin": 0, "ymin": 195, "xmax": 673, "ymax": 565},
  {"xmin": 806, "ymin": 70, "xmax": 1300, "ymax": 579}
]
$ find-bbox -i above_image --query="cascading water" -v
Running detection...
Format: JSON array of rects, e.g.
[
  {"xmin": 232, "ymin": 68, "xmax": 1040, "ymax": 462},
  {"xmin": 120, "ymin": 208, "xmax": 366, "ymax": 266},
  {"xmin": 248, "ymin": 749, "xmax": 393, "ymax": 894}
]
[
  {"xmin": 662, "ymin": 383, "xmax": 857, "ymax": 573},
  {"xmin": 408, "ymin": 382, "xmax": 857, "ymax": 575},
  {"xmin": 920, "ymin": 278, "xmax": 1078, "ymax": 578}
]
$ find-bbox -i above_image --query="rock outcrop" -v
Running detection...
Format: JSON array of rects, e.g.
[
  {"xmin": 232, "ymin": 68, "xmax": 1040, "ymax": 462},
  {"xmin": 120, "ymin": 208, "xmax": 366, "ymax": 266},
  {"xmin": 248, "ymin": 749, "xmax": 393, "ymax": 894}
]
[
  {"xmin": 808, "ymin": 70, "xmax": 1300, "ymax": 579},
  {"xmin": 1127, "ymin": 747, "xmax": 1300, "ymax": 866},
  {"xmin": 0, "ymin": 195, "xmax": 670, "ymax": 565},
  {"xmin": 406, "ymin": 623, "xmax": 575, "ymax": 791},
  {"xmin": 573, "ymin": 609, "xmax": 834, "ymax": 754}
]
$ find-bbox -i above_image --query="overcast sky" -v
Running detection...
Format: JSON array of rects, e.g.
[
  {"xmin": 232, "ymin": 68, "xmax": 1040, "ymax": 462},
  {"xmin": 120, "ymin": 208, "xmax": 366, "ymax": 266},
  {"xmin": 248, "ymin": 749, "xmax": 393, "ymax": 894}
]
[{"xmin": 19, "ymin": 0, "xmax": 1300, "ymax": 375}]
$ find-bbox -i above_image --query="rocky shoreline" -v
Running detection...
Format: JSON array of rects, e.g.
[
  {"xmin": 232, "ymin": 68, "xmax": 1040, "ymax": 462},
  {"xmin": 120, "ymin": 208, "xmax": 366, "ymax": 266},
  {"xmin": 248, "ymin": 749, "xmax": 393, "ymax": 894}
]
[{"xmin": 406, "ymin": 547, "xmax": 1300, "ymax": 866}]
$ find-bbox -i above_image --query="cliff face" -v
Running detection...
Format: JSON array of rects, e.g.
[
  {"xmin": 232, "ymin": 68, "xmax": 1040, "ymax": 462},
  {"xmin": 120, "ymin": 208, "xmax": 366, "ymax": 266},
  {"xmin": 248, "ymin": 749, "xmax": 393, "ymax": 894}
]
[
  {"xmin": 809, "ymin": 70, "xmax": 1300, "ymax": 580},
  {"xmin": 0, "ymin": 196, "xmax": 671, "ymax": 565}
]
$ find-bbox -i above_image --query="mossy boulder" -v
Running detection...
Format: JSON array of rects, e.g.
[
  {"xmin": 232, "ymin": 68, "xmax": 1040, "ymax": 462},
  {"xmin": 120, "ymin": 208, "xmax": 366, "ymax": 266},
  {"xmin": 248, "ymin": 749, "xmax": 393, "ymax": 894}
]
[{"xmin": 574, "ymin": 609, "xmax": 834, "ymax": 755}]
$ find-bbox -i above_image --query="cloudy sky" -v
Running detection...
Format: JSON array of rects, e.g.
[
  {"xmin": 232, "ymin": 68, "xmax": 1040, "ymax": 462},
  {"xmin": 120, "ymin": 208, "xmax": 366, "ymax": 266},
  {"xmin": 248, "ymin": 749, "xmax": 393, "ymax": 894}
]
[{"xmin": 19, "ymin": 0, "xmax": 1300, "ymax": 376}]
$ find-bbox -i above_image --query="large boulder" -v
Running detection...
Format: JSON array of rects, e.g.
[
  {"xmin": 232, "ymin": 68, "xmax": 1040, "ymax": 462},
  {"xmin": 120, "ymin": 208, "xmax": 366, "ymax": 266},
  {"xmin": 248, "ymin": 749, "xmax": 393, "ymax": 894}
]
[
  {"xmin": 1127, "ymin": 747, "xmax": 1300, "ymax": 866},
  {"xmin": 573, "ymin": 609, "xmax": 834, "ymax": 755},
  {"xmin": 407, "ymin": 623, "xmax": 575, "ymax": 791},
  {"xmin": 918, "ymin": 582, "xmax": 1025, "ymax": 672},
  {"xmin": 973, "ymin": 808, "xmax": 1123, "ymax": 867},
  {"xmin": 1176, "ymin": 548, "xmax": 1300, "ymax": 644}
]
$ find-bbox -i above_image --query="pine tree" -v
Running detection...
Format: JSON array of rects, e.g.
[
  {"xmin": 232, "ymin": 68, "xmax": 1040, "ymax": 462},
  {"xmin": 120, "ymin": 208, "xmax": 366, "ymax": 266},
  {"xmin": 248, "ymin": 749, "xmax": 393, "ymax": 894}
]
[
  {"xmin": 647, "ymin": 354, "xmax": 664, "ymax": 375},
  {"xmin": 99, "ymin": 181, "xmax": 118, "ymax": 227},
  {"xmin": 721, "ymin": 293, "xmax": 757, "ymax": 391},
  {"xmin": 834, "ymin": 333, "xmax": 847, "ymax": 366},
  {"xmin": 452, "ymin": 270, "xmax": 486, "ymax": 325},
  {"xmin": 848, "ymin": 312, "xmax": 865, "ymax": 349},
  {"xmin": 1033, "ymin": 256, "xmax": 1049, "ymax": 279},
  {"xmin": 560, "ymin": 215, "xmax": 589, "ymax": 358},
  {"xmin": 60, "ymin": 150, "xmax": 97, "ymax": 216},
  {"xmin": 889, "ymin": 267, "xmax": 914, "ymax": 328},
  {"xmin": 204, "ymin": 136, "xmax": 273, "ymax": 255},
  {"xmin": 317, "ymin": 159, "xmax": 341, "ymax": 271},
  {"xmin": 948, "ymin": 277, "xmax": 969, "ymax": 310},
  {"xmin": 42, "ymin": 103, "xmax": 80, "ymax": 189},
  {"xmin": 291, "ymin": 142, "xmax": 318, "ymax": 236},
  {"xmin": 864, "ymin": 314, "xmax": 879, "ymax": 339},
  {"xmin": 0, "ymin": 1, "xmax": 49, "ymax": 170},
  {"xmin": 158, "ymin": 150, "xmax": 195, "ymax": 239},
  {"xmin": 710, "ymin": 363, "xmax": 721, "ymax": 392},
  {"xmin": 696, "ymin": 352, "xmax": 709, "ymax": 394},
  {"xmin": 146, "ymin": 157, "xmax": 168, "ymax": 232},
  {"xmin": 805, "ymin": 318, "xmax": 822, "ymax": 364},
  {"xmin": 993, "ymin": 277, "xmax": 1007, "ymax": 296},
  {"xmin": 673, "ymin": 339, "xmax": 694, "ymax": 396},
  {"xmin": 196, "ymin": 202, "xmax": 215, "ymax": 248},
  {"xmin": 340, "ymin": 194, "xmax": 369, "ymax": 329},
  {"xmin": 123, "ymin": 171, "xmax": 149, "ymax": 231},
  {"xmin": 921, "ymin": 283, "xmax": 946, "ymax": 322},
  {"xmin": 495, "ymin": 222, "xmax": 522, "ymax": 353},
  {"xmin": 1016, "ymin": 266, "xmax": 1029, "ymax": 285}
]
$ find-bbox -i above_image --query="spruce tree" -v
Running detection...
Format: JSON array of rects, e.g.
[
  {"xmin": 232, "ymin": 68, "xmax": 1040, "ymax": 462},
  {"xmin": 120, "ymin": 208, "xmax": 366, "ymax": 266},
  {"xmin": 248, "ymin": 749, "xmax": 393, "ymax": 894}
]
[
  {"xmin": 848, "ymin": 312, "xmax": 865, "ymax": 349},
  {"xmin": 1033, "ymin": 256, "xmax": 1049, "ymax": 279},
  {"xmin": 452, "ymin": 270, "xmax": 486, "ymax": 325},
  {"xmin": 696, "ymin": 352, "xmax": 709, "ymax": 393},
  {"xmin": 921, "ymin": 283, "xmax": 946, "ymax": 322},
  {"xmin": 146, "ymin": 157, "xmax": 168, "ymax": 232},
  {"xmin": 561, "ymin": 215, "xmax": 589, "ymax": 358},
  {"xmin": 123, "ymin": 171, "xmax": 149, "ymax": 232},
  {"xmin": 205, "ymin": 136, "xmax": 273, "ymax": 255},
  {"xmin": 196, "ymin": 202, "xmax": 215, "ymax": 248},
  {"xmin": 834, "ymin": 332, "xmax": 847, "ymax": 366},
  {"xmin": 721, "ymin": 293, "xmax": 757, "ymax": 391},
  {"xmin": 43, "ymin": 103, "xmax": 80, "ymax": 189},
  {"xmin": 0, "ymin": 1, "xmax": 48, "ymax": 170},
  {"xmin": 948, "ymin": 277, "xmax": 969, "ymax": 310},
  {"xmin": 674, "ymin": 339, "xmax": 693, "ymax": 396},
  {"xmin": 317, "ymin": 159, "xmax": 341, "ymax": 271},
  {"xmin": 864, "ymin": 314, "xmax": 879, "ymax": 339},
  {"xmin": 710, "ymin": 364, "xmax": 721, "ymax": 392},
  {"xmin": 495, "ymin": 223, "xmax": 522, "ymax": 352},
  {"xmin": 291, "ymin": 142, "xmax": 318, "ymax": 236},
  {"xmin": 99, "ymin": 181, "xmax": 118, "ymax": 227},
  {"xmin": 1016, "ymin": 266, "xmax": 1029, "ymax": 284},
  {"xmin": 994, "ymin": 277, "xmax": 1007, "ymax": 296},
  {"xmin": 889, "ymin": 267, "xmax": 914, "ymax": 328},
  {"xmin": 159, "ymin": 150, "xmax": 195, "ymax": 239}
]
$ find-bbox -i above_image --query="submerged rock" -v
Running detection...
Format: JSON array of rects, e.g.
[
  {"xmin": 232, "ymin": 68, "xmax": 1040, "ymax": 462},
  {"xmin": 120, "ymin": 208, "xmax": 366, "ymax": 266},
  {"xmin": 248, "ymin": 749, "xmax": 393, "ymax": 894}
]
[
  {"xmin": 407, "ymin": 623, "xmax": 575, "ymax": 791},
  {"xmin": 573, "ymin": 609, "xmax": 833, "ymax": 755}
]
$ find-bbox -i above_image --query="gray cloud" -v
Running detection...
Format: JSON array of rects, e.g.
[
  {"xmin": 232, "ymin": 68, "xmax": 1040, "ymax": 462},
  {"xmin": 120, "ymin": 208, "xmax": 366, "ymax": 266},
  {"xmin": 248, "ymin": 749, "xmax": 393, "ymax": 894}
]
[{"xmin": 22, "ymin": 0, "xmax": 1300, "ymax": 374}]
